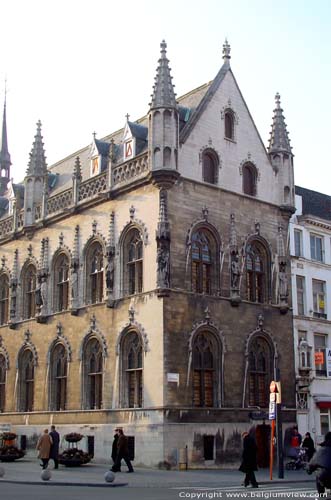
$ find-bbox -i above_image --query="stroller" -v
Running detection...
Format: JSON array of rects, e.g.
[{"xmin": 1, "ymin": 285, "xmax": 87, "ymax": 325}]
[{"xmin": 286, "ymin": 447, "xmax": 309, "ymax": 470}]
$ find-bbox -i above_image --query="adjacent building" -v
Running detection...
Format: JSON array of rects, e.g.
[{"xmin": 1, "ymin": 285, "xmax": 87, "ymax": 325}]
[
  {"xmin": 290, "ymin": 186, "xmax": 331, "ymax": 444},
  {"xmin": 0, "ymin": 41, "xmax": 297, "ymax": 466}
]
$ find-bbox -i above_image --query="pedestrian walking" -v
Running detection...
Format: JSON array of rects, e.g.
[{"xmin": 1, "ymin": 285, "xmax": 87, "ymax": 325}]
[
  {"xmin": 111, "ymin": 429, "xmax": 121, "ymax": 471},
  {"xmin": 302, "ymin": 432, "xmax": 315, "ymax": 461},
  {"xmin": 111, "ymin": 428, "xmax": 134, "ymax": 473},
  {"xmin": 36, "ymin": 429, "xmax": 53, "ymax": 469},
  {"xmin": 239, "ymin": 431, "xmax": 259, "ymax": 488},
  {"xmin": 307, "ymin": 431, "xmax": 331, "ymax": 493},
  {"xmin": 49, "ymin": 425, "xmax": 60, "ymax": 469}
]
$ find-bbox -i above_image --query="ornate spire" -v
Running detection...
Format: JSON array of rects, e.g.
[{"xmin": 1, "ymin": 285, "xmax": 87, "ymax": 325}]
[
  {"xmin": 150, "ymin": 40, "xmax": 177, "ymax": 110},
  {"xmin": 26, "ymin": 120, "xmax": 47, "ymax": 176},
  {"xmin": 108, "ymin": 212, "xmax": 115, "ymax": 248},
  {"xmin": 73, "ymin": 156, "xmax": 82, "ymax": 181},
  {"xmin": 268, "ymin": 93, "xmax": 292, "ymax": 154},
  {"xmin": 277, "ymin": 224, "xmax": 285, "ymax": 259},
  {"xmin": 222, "ymin": 38, "xmax": 231, "ymax": 64},
  {"xmin": 229, "ymin": 213, "xmax": 237, "ymax": 249},
  {"xmin": 0, "ymin": 91, "xmax": 11, "ymax": 194}
]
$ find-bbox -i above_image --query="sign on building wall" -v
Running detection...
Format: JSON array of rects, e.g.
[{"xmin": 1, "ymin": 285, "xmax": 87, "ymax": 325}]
[
  {"xmin": 327, "ymin": 349, "xmax": 331, "ymax": 377},
  {"xmin": 315, "ymin": 351, "xmax": 324, "ymax": 365},
  {"xmin": 167, "ymin": 373, "xmax": 179, "ymax": 385}
]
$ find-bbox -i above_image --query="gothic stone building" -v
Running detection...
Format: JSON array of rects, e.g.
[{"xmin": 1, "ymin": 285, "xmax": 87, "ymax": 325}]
[{"xmin": 0, "ymin": 41, "xmax": 296, "ymax": 466}]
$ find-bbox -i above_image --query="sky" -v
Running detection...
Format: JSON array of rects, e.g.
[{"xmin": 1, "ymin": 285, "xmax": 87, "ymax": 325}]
[{"xmin": 0, "ymin": 0, "xmax": 330, "ymax": 194}]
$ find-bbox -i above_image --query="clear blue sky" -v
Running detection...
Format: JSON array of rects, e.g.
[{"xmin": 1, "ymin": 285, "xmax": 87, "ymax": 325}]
[{"xmin": 1, "ymin": 0, "xmax": 330, "ymax": 194}]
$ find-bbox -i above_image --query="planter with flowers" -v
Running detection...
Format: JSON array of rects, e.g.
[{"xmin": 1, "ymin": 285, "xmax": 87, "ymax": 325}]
[
  {"xmin": 0, "ymin": 432, "xmax": 25, "ymax": 462},
  {"xmin": 58, "ymin": 433, "xmax": 92, "ymax": 467}
]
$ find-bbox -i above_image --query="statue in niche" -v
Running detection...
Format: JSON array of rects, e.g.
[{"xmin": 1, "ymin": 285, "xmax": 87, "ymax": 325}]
[
  {"xmin": 157, "ymin": 246, "xmax": 170, "ymax": 288},
  {"xmin": 71, "ymin": 267, "xmax": 78, "ymax": 300},
  {"xmin": 106, "ymin": 257, "xmax": 115, "ymax": 292},
  {"xmin": 231, "ymin": 254, "xmax": 240, "ymax": 289},
  {"xmin": 40, "ymin": 278, "xmax": 47, "ymax": 309},
  {"xmin": 35, "ymin": 280, "xmax": 42, "ymax": 307},
  {"xmin": 279, "ymin": 262, "xmax": 288, "ymax": 298}
]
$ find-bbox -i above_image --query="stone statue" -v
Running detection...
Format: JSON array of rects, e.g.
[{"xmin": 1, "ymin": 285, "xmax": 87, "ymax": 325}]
[
  {"xmin": 71, "ymin": 268, "xmax": 78, "ymax": 299},
  {"xmin": 106, "ymin": 258, "xmax": 114, "ymax": 291},
  {"xmin": 157, "ymin": 246, "xmax": 170, "ymax": 288},
  {"xmin": 279, "ymin": 263, "xmax": 288, "ymax": 298},
  {"xmin": 35, "ymin": 280, "xmax": 42, "ymax": 307},
  {"xmin": 40, "ymin": 278, "xmax": 47, "ymax": 308},
  {"xmin": 231, "ymin": 254, "xmax": 240, "ymax": 289}
]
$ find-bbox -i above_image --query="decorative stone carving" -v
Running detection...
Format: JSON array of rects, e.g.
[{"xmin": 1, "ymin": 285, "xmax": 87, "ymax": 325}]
[{"xmin": 156, "ymin": 189, "xmax": 170, "ymax": 293}]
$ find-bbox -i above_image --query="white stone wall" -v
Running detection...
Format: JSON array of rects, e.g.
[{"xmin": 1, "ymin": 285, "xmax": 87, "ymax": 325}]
[{"xmin": 179, "ymin": 71, "xmax": 279, "ymax": 205}]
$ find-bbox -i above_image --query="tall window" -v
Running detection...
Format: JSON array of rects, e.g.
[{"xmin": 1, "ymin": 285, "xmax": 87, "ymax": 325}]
[
  {"xmin": 248, "ymin": 336, "xmax": 273, "ymax": 408},
  {"xmin": 0, "ymin": 354, "xmax": 6, "ymax": 412},
  {"xmin": 296, "ymin": 276, "xmax": 305, "ymax": 315},
  {"xmin": 122, "ymin": 331, "xmax": 143, "ymax": 408},
  {"xmin": 49, "ymin": 344, "xmax": 68, "ymax": 411},
  {"xmin": 192, "ymin": 332, "xmax": 218, "ymax": 407},
  {"xmin": 314, "ymin": 334, "xmax": 327, "ymax": 377},
  {"xmin": 86, "ymin": 242, "xmax": 104, "ymax": 304},
  {"xmin": 0, "ymin": 274, "xmax": 9, "ymax": 325},
  {"xmin": 54, "ymin": 254, "xmax": 69, "ymax": 312},
  {"xmin": 202, "ymin": 151, "xmax": 218, "ymax": 185},
  {"xmin": 313, "ymin": 279, "xmax": 326, "ymax": 319},
  {"xmin": 23, "ymin": 264, "xmax": 37, "ymax": 319},
  {"xmin": 310, "ymin": 234, "xmax": 324, "ymax": 262},
  {"xmin": 246, "ymin": 241, "xmax": 268, "ymax": 303},
  {"xmin": 224, "ymin": 111, "xmax": 234, "ymax": 140},
  {"xmin": 123, "ymin": 229, "xmax": 143, "ymax": 295},
  {"xmin": 191, "ymin": 230, "xmax": 217, "ymax": 294},
  {"xmin": 320, "ymin": 409, "xmax": 331, "ymax": 436},
  {"xmin": 243, "ymin": 163, "xmax": 257, "ymax": 196},
  {"xmin": 19, "ymin": 349, "xmax": 34, "ymax": 412},
  {"xmin": 84, "ymin": 338, "xmax": 103, "ymax": 409},
  {"xmin": 294, "ymin": 229, "xmax": 303, "ymax": 257}
]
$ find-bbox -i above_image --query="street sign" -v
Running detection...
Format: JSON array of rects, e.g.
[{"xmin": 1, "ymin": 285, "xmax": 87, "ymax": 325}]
[
  {"xmin": 270, "ymin": 393, "xmax": 276, "ymax": 402},
  {"xmin": 270, "ymin": 380, "xmax": 277, "ymax": 393},
  {"xmin": 269, "ymin": 401, "xmax": 276, "ymax": 420}
]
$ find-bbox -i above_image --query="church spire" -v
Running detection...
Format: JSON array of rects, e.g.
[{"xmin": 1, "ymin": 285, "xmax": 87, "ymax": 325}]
[
  {"xmin": 150, "ymin": 40, "xmax": 177, "ymax": 110},
  {"xmin": 26, "ymin": 120, "xmax": 47, "ymax": 176},
  {"xmin": 0, "ymin": 92, "xmax": 11, "ymax": 195},
  {"xmin": 268, "ymin": 93, "xmax": 292, "ymax": 155}
]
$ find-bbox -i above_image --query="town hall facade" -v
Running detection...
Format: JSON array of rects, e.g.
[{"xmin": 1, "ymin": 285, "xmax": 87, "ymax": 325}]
[{"xmin": 0, "ymin": 40, "xmax": 296, "ymax": 466}]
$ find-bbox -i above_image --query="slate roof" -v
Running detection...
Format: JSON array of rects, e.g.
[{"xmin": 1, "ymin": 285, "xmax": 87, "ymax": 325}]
[{"xmin": 295, "ymin": 186, "xmax": 331, "ymax": 221}]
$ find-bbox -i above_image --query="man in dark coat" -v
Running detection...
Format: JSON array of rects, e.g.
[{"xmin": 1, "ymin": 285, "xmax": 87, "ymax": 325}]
[
  {"xmin": 49, "ymin": 425, "xmax": 60, "ymax": 469},
  {"xmin": 111, "ymin": 428, "xmax": 134, "ymax": 473},
  {"xmin": 307, "ymin": 431, "xmax": 331, "ymax": 493},
  {"xmin": 302, "ymin": 432, "xmax": 315, "ymax": 461},
  {"xmin": 239, "ymin": 431, "xmax": 259, "ymax": 488},
  {"xmin": 111, "ymin": 430, "xmax": 121, "ymax": 472}
]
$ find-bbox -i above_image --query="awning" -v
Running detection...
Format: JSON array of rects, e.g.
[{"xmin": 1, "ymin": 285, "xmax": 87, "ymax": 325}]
[{"xmin": 314, "ymin": 396, "xmax": 331, "ymax": 409}]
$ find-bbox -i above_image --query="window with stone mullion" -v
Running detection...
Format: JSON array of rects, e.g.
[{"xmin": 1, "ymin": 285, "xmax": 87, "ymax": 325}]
[
  {"xmin": 123, "ymin": 331, "xmax": 143, "ymax": 408},
  {"xmin": 192, "ymin": 333, "xmax": 215, "ymax": 407},
  {"xmin": 89, "ymin": 245, "xmax": 104, "ymax": 304},
  {"xmin": 0, "ymin": 275, "xmax": 9, "ymax": 325},
  {"xmin": 86, "ymin": 343, "xmax": 103, "ymax": 409},
  {"xmin": 248, "ymin": 339, "xmax": 272, "ymax": 408},
  {"xmin": 52, "ymin": 348, "xmax": 67, "ymax": 411},
  {"xmin": 192, "ymin": 233, "xmax": 212, "ymax": 294},
  {"xmin": 23, "ymin": 360, "xmax": 34, "ymax": 412},
  {"xmin": 56, "ymin": 255, "xmax": 69, "ymax": 312},
  {"xmin": 25, "ymin": 266, "xmax": 36, "ymax": 319},
  {"xmin": 127, "ymin": 233, "xmax": 143, "ymax": 295},
  {"xmin": 0, "ymin": 355, "xmax": 6, "ymax": 412}
]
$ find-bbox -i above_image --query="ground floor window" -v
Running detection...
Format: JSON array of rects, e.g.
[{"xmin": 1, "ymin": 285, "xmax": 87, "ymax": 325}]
[{"xmin": 320, "ymin": 409, "xmax": 331, "ymax": 436}]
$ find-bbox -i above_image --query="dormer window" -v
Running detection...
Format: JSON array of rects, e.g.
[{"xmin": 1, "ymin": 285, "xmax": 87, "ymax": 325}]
[
  {"xmin": 91, "ymin": 156, "xmax": 99, "ymax": 176},
  {"xmin": 125, "ymin": 140, "xmax": 133, "ymax": 160}
]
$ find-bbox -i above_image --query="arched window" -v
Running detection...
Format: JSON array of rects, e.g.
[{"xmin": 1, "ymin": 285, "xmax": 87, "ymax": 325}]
[
  {"xmin": 224, "ymin": 110, "xmax": 234, "ymax": 140},
  {"xmin": 192, "ymin": 332, "xmax": 219, "ymax": 407},
  {"xmin": 49, "ymin": 344, "xmax": 68, "ymax": 411},
  {"xmin": 123, "ymin": 228, "xmax": 143, "ymax": 295},
  {"xmin": 86, "ymin": 242, "xmax": 104, "ymax": 304},
  {"xmin": 191, "ymin": 229, "xmax": 218, "ymax": 294},
  {"xmin": 243, "ymin": 163, "xmax": 257, "ymax": 196},
  {"xmin": 202, "ymin": 151, "xmax": 218, "ymax": 184},
  {"xmin": 18, "ymin": 349, "xmax": 34, "ymax": 412},
  {"xmin": 0, "ymin": 354, "xmax": 6, "ymax": 412},
  {"xmin": 248, "ymin": 336, "xmax": 273, "ymax": 407},
  {"xmin": 22, "ymin": 264, "xmax": 37, "ymax": 319},
  {"xmin": 0, "ymin": 274, "xmax": 9, "ymax": 325},
  {"xmin": 121, "ymin": 331, "xmax": 143, "ymax": 408},
  {"xmin": 246, "ymin": 241, "xmax": 268, "ymax": 303},
  {"xmin": 54, "ymin": 254, "xmax": 69, "ymax": 312},
  {"xmin": 83, "ymin": 338, "xmax": 103, "ymax": 409}
]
